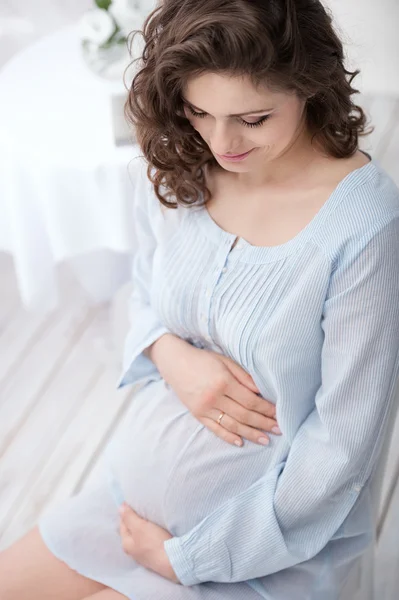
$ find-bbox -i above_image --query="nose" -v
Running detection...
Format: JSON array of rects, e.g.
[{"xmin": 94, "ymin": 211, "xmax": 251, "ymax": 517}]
[{"xmin": 209, "ymin": 120, "xmax": 242, "ymax": 156}]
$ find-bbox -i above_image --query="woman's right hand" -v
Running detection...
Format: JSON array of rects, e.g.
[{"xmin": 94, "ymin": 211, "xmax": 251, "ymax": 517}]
[{"xmin": 148, "ymin": 334, "xmax": 281, "ymax": 447}]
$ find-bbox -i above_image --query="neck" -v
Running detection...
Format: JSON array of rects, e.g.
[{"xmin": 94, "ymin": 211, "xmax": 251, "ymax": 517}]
[{"xmin": 235, "ymin": 127, "xmax": 323, "ymax": 190}]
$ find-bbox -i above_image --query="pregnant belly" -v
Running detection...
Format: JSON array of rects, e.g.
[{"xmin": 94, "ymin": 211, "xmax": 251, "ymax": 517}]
[{"xmin": 106, "ymin": 378, "xmax": 288, "ymax": 537}]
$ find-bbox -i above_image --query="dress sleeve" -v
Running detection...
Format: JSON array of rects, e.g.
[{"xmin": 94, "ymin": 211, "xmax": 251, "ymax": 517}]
[
  {"xmin": 164, "ymin": 216, "xmax": 399, "ymax": 585},
  {"xmin": 117, "ymin": 160, "xmax": 171, "ymax": 389}
]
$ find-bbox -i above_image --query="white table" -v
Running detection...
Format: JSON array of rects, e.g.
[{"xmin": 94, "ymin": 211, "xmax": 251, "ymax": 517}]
[{"xmin": 0, "ymin": 24, "xmax": 141, "ymax": 312}]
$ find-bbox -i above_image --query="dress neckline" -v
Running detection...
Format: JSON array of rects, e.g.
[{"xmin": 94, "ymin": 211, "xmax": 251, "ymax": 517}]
[{"xmin": 193, "ymin": 153, "xmax": 379, "ymax": 264}]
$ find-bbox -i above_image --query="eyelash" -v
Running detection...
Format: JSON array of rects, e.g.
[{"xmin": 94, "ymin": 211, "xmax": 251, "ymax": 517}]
[{"xmin": 186, "ymin": 105, "xmax": 271, "ymax": 128}]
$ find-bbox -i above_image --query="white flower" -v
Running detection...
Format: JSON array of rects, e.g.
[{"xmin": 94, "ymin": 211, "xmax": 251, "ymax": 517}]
[
  {"xmin": 79, "ymin": 8, "xmax": 115, "ymax": 47},
  {"xmin": 109, "ymin": 0, "xmax": 147, "ymax": 38}
]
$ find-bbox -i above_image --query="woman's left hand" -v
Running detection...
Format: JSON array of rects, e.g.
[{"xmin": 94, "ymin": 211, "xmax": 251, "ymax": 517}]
[{"xmin": 118, "ymin": 503, "xmax": 180, "ymax": 584}]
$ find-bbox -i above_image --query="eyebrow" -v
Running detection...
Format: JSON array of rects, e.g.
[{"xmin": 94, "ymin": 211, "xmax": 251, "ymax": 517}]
[{"xmin": 182, "ymin": 98, "xmax": 274, "ymax": 117}]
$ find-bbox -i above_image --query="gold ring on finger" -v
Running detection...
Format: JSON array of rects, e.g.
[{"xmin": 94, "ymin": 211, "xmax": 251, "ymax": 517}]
[{"xmin": 217, "ymin": 411, "xmax": 225, "ymax": 425}]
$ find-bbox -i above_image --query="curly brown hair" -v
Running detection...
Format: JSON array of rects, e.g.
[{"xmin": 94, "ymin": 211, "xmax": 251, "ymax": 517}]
[{"xmin": 124, "ymin": 0, "xmax": 371, "ymax": 209}]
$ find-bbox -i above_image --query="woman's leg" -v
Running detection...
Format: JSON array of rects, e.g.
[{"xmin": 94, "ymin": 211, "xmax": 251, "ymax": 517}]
[
  {"xmin": 83, "ymin": 591, "xmax": 129, "ymax": 599},
  {"xmin": 0, "ymin": 525, "xmax": 107, "ymax": 600}
]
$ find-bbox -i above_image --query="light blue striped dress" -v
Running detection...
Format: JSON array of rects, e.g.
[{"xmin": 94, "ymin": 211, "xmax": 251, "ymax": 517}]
[{"xmin": 38, "ymin": 153, "xmax": 399, "ymax": 600}]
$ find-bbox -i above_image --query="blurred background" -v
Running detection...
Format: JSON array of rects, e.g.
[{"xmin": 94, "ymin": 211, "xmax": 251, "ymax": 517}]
[{"xmin": 0, "ymin": 1, "xmax": 398, "ymax": 597}]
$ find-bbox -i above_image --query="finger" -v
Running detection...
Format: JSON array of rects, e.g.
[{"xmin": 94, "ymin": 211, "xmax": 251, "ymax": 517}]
[
  {"xmin": 119, "ymin": 504, "xmax": 141, "ymax": 531},
  {"xmin": 225, "ymin": 380, "xmax": 276, "ymax": 418},
  {"xmin": 219, "ymin": 355, "xmax": 260, "ymax": 393},
  {"xmin": 216, "ymin": 397, "xmax": 279, "ymax": 432},
  {"xmin": 208, "ymin": 408, "xmax": 270, "ymax": 446},
  {"xmin": 120, "ymin": 529, "xmax": 134, "ymax": 555},
  {"xmin": 119, "ymin": 520, "xmax": 138, "ymax": 558},
  {"xmin": 200, "ymin": 416, "xmax": 243, "ymax": 447},
  {"xmin": 119, "ymin": 520, "xmax": 129, "ymax": 537},
  {"xmin": 119, "ymin": 520, "xmax": 132, "ymax": 544}
]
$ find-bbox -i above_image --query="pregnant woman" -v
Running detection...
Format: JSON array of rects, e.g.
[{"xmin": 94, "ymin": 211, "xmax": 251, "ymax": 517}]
[{"xmin": 2, "ymin": 0, "xmax": 399, "ymax": 599}]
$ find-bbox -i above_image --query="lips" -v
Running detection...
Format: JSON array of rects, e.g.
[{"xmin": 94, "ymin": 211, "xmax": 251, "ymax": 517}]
[
  {"xmin": 217, "ymin": 148, "xmax": 255, "ymax": 162},
  {"xmin": 221, "ymin": 150, "xmax": 252, "ymax": 158}
]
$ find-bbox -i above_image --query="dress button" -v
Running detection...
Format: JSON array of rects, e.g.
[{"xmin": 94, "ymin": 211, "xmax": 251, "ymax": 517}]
[
  {"xmin": 222, "ymin": 267, "xmax": 227, "ymax": 273},
  {"xmin": 205, "ymin": 290, "xmax": 211, "ymax": 298},
  {"xmin": 353, "ymin": 484, "xmax": 362, "ymax": 493}
]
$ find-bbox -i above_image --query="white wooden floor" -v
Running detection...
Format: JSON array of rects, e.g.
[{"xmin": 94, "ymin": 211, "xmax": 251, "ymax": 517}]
[{"xmin": 0, "ymin": 257, "xmax": 138, "ymax": 551}]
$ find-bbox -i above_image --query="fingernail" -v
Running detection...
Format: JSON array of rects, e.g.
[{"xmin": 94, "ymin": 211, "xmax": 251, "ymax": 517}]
[
  {"xmin": 258, "ymin": 437, "xmax": 270, "ymax": 446},
  {"xmin": 234, "ymin": 440, "xmax": 243, "ymax": 447},
  {"xmin": 272, "ymin": 426, "xmax": 282, "ymax": 435}
]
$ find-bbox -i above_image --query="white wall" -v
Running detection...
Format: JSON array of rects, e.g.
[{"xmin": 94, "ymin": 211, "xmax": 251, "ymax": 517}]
[{"xmin": 325, "ymin": 0, "xmax": 399, "ymax": 97}]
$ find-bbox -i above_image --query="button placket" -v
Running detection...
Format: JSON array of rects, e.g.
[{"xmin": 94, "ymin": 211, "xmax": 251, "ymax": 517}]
[
  {"xmin": 200, "ymin": 240, "xmax": 234, "ymax": 340},
  {"xmin": 199, "ymin": 282, "xmax": 210, "ymax": 337}
]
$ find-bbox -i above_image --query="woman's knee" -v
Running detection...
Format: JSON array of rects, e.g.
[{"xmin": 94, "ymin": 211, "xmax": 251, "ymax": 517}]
[{"xmin": 0, "ymin": 526, "xmax": 106, "ymax": 600}]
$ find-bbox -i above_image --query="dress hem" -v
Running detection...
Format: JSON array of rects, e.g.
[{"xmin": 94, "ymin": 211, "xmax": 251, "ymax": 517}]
[{"xmin": 37, "ymin": 520, "xmax": 137, "ymax": 600}]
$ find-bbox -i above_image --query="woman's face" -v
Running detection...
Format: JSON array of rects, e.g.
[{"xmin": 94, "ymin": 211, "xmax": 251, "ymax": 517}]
[{"xmin": 182, "ymin": 72, "xmax": 309, "ymax": 173}]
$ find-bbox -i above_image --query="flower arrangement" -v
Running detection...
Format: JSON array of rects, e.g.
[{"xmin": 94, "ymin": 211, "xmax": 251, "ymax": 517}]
[{"xmin": 79, "ymin": 0, "xmax": 151, "ymax": 80}]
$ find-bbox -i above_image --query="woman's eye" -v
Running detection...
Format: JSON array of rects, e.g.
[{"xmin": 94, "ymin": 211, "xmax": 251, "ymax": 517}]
[
  {"xmin": 187, "ymin": 106, "xmax": 207, "ymax": 118},
  {"xmin": 242, "ymin": 115, "xmax": 271, "ymax": 128},
  {"xmin": 186, "ymin": 104, "xmax": 271, "ymax": 127}
]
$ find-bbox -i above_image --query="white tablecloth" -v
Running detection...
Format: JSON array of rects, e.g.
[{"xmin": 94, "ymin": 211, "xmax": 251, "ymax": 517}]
[{"xmin": 0, "ymin": 24, "xmax": 141, "ymax": 311}]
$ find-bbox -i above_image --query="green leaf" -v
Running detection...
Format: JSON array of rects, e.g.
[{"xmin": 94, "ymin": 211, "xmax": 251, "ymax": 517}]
[{"xmin": 95, "ymin": 0, "xmax": 112, "ymax": 10}]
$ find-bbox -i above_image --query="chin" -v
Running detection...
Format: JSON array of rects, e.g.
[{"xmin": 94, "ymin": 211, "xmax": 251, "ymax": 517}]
[
  {"xmin": 222, "ymin": 164, "xmax": 252, "ymax": 172},
  {"xmin": 214, "ymin": 156, "xmax": 254, "ymax": 170},
  {"xmin": 218, "ymin": 161, "xmax": 255, "ymax": 173}
]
